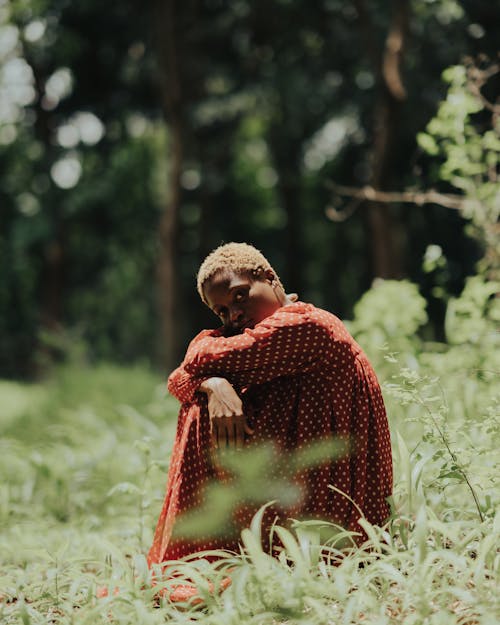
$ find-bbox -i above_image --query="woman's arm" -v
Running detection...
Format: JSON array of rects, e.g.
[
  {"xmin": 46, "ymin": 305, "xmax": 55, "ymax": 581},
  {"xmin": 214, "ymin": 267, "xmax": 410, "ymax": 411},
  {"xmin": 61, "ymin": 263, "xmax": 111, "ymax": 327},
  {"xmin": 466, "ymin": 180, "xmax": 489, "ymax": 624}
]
[
  {"xmin": 167, "ymin": 368, "xmax": 252, "ymax": 448},
  {"xmin": 167, "ymin": 328, "xmax": 223, "ymax": 403},
  {"xmin": 167, "ymin": 365, "xmax": 207, "ymax": 404},
  {"xmin": 184, "ymin": 307, "xmax": 331, "ymax": 387}
]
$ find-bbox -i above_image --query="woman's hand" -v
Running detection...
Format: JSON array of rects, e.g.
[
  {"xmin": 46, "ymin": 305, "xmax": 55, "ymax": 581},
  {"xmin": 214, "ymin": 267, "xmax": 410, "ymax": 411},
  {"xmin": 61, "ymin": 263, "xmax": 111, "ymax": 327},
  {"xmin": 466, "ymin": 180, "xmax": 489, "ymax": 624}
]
[{"xmin": 199, "ymin": 377, "xmax": 254, "ymax": 449}]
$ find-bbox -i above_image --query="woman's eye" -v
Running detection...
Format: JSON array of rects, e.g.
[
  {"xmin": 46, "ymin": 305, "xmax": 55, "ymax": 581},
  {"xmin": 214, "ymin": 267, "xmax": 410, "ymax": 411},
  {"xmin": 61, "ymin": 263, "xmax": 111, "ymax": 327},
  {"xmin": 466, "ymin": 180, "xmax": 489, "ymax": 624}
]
[{"xmin": 234, "ymin": 292, "xmax": 246, "ymax": 302}]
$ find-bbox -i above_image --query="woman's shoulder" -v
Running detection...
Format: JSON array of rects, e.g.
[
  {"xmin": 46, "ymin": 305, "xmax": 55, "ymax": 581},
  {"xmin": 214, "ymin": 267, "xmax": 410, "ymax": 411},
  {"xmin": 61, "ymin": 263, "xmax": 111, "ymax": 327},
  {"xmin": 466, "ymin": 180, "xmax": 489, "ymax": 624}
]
[
  {"xmin": 279, "ymin": 301, "xmax": 334, "ymax": 320},
  {"xmin": 270, "ymin": 302, "xmax": 336, "ymax": 328},
  {"xmin": 273, "ymin": 302, "xmax": 351, "ymax": 336},
  {"xmin": 187, "ymin": 327, "xmax": 223, "ymax": 348}
]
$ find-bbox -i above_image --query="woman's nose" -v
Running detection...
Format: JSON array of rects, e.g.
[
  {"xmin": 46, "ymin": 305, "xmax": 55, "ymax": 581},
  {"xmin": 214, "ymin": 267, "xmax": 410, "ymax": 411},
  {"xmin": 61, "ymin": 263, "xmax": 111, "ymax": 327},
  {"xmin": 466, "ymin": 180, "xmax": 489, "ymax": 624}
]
[{"xmin": 229, "ymin": 306, "xmax": 244, "ymax": 324}]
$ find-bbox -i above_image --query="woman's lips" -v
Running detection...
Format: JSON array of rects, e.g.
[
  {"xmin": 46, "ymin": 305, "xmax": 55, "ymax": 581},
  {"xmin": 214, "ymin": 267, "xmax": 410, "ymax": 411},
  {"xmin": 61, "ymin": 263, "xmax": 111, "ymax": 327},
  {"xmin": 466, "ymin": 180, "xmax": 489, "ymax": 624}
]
[
  {"xmin": 231, "ymin": 319, "xmax": 254, "ymax": 333},
  {"xmin": 225, "ymin": 320, "xmax": 255, "ymax": 335}
]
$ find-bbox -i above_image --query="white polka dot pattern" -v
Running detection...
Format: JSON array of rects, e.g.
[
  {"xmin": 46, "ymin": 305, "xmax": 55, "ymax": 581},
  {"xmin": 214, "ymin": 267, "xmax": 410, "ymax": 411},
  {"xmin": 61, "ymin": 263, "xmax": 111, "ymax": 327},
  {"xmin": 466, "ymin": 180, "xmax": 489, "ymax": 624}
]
[{"xmin": 147, "ymin": 302, "xmax": 393, "ymax": 565}]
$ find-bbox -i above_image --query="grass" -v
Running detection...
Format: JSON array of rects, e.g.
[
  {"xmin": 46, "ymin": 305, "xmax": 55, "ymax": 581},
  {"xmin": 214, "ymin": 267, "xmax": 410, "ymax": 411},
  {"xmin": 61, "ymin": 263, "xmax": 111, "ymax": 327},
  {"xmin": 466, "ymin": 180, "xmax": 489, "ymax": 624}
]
[{"xmin": 1, "ymin": 277, "xmax": 499, "ymax": 624}]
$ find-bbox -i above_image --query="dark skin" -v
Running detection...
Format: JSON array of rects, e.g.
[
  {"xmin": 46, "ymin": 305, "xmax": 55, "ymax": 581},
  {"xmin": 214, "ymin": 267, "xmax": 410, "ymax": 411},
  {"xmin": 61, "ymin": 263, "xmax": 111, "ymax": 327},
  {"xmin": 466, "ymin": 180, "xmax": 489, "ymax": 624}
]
[{"xmin": 199, "ymin": 269, "xmax": 297, "ymax": 449}]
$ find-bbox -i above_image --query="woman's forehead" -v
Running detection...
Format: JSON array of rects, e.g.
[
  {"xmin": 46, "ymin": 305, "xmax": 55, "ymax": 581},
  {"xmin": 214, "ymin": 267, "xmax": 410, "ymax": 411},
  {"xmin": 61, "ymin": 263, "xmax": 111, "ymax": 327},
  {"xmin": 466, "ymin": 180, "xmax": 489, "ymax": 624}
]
[
  {"xmin": 204, "ymin": 270, "xmax": 251, "ymax": 302},
  {"xmin": 208, "ymin": 269, "xmax": 250, "ymax": 288}
]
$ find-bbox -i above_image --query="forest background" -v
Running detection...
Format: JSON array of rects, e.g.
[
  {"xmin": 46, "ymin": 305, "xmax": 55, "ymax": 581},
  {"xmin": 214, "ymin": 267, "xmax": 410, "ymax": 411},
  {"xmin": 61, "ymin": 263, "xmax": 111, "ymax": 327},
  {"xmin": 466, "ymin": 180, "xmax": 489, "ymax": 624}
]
[
  {"xmin": 1, "ymin": 0, "xmax": 498, "ymax": 377},
  {"xmin": 1, "ymin": 1, "xmax": 500, "ymax": 623}
]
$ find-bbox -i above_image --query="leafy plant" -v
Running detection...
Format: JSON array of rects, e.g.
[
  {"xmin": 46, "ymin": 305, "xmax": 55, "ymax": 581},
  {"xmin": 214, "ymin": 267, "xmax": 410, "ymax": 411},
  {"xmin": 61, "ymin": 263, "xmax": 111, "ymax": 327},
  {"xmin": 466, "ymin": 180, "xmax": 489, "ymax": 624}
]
[{"xmin": 417, "ymin": 61, "xmax": 500, "ymax": 277}]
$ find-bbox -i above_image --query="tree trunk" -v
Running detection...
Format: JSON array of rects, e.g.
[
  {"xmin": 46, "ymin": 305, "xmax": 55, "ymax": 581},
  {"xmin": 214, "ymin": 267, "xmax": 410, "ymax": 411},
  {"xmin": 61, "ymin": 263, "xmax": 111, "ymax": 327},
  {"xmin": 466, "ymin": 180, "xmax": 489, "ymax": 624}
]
[
  {"xmin": 40, "ymin": 227, "xmax": 65, "ymax": 333},
  {"xmin": 157, "ymin": 120, "xmax": 183, "ymax": 371},
  {"xmin": 356, "ymin": 0, "xmax": 410, "ymax": 279},
  {"xmin": 278, "ymin": 171, "xmax": 303, "ymax": 293},
  {"xmin": 367, "ymin": 84, "xmax": 405, "ymax": 279},
  {"xmin": 153, "ymin": 0, "xmax": 185, "ymax": 371},
  {"xmin": 28, "ymin": 52, "xmax": 65, "ymax": 370},
  {"xmin": 269, "ymin": 133, "xmax": 303, "ymax": 294}
]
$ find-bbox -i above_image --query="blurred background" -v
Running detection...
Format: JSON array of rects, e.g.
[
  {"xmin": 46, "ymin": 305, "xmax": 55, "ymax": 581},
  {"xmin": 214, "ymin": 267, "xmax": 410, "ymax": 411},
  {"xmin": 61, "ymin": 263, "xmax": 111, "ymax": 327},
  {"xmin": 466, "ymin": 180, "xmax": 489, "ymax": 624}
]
[{"xmin": 0, "ymin": 0, "xmax": 498, "ymax": 378}]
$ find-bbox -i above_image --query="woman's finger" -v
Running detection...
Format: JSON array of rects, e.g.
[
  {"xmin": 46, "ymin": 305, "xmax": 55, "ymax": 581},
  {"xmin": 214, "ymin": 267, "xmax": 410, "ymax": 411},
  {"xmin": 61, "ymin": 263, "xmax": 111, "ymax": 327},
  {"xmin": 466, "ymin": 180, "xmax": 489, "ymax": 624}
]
[
  {"xmin": 221, "ymin": 399, "xmax": 243, "ymax": 417},
  {"xmin": 226, "ymin": 417, "xmax": 237, "ymax": 448},
  {"xmin": 235, "ymin": 417, "xmax": 245, "ymax": 449},
  {"xmin": 217, "ymin": 421, "xmax": 227, "ymax": 448},
  {"xmin": 211, "ymin": 420, "xmax": 218, "ymax": 449},
  {"xmin": 210, "ymin": 412, "xmax": 250, "ymax": 450}
]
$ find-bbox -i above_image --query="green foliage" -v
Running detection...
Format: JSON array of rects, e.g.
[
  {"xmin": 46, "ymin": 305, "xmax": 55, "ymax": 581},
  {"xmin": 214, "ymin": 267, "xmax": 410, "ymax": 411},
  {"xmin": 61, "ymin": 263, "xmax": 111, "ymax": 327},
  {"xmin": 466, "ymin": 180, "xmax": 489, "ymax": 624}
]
[
  {"xmin": 3, "ymin": 1, "xmax": 497, "ymax": 375},
  {"xmin": 347, "ymin": 279, "xmax": 428, "ymax": 379},
  {"xmin": 349, "ymin": 279, "xmax": 428, "ymax": 345},
  {"xmin": 231, "ymin": 117, "xmax": 285, "ymax": 233},
  {"xmin": 418, "ymin": 65, "xmax": 487, "ymax": 188},
  {"xmin": 1, "ymin": 275, "xmax": 499, "ymax": 623},
  {"xmin": 0, "ymin": 2, "xmax": 161, "ymax": 374},
  {"xmin": 0, "ymin": 3, "xmax": 499, "ymax": 618},
  {"xmin": 417, "ymin": 62, "xmax": 500, "ymax": 275},
  {"xmin": 445, "ymin": 275, "xmax": 500, "ymax": 347},
  {"xmin": 350, "ymin": 274, "xmax": 499, "ymax": 524},
  {"xmin": 173, "ymin": 439, "xmax": 347, "ymax": 541}
]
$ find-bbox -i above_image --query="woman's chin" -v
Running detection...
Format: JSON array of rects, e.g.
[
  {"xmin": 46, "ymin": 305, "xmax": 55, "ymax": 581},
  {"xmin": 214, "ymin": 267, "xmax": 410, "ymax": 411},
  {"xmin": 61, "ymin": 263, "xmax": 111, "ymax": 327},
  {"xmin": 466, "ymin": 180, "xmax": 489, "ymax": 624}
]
[
  {"xmin": 224, "ymin": 322, "xmax": 255, "ymax": 336},
  {"xmin": 223, "ymin": 326, "xmax": 243, "ymax": 336}
]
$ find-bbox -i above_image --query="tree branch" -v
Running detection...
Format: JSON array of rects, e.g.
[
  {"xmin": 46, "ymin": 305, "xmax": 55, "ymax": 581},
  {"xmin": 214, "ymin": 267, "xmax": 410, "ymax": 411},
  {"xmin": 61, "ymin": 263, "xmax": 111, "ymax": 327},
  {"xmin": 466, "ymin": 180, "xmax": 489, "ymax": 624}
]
[
  {"xmin": 325, "ymin": 183, "xmax": 478, "ymax": 222},
  {"xmin": 465, "ymin": 60, "xmax": 500, "ymax": 116}
]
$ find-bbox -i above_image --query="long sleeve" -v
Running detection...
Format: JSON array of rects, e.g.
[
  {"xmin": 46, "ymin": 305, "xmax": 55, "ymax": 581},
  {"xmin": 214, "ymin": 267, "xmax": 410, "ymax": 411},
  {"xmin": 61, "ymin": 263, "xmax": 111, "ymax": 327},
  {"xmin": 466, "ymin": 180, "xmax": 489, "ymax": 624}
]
[
  {"xmin": 167, "ymin": 328, "xmax": 222, "ymax": 404},
  {"xmin": 167, "ymin": 366, "xmax": 206, "ymax": 404},
  {"xmin": 183, "ymin": 305, "xmax": 332, "ymax": 388}
]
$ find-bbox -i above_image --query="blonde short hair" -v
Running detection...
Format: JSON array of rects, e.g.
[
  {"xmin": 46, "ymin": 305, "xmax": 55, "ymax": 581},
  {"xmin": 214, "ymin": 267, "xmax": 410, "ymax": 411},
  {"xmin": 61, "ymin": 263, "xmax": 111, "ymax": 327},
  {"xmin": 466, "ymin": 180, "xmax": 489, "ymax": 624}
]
[{"xmin": 197, "ymin": 242, "xmax": 284, "ymax": 304}]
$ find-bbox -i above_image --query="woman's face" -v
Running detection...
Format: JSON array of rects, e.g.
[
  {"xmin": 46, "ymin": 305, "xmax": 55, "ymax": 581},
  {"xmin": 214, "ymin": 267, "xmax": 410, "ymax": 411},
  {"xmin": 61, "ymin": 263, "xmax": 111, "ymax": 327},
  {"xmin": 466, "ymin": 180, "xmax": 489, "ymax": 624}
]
[{"xmin": 203, "ymin": 269, "xmax": 285, "ymax": 333}]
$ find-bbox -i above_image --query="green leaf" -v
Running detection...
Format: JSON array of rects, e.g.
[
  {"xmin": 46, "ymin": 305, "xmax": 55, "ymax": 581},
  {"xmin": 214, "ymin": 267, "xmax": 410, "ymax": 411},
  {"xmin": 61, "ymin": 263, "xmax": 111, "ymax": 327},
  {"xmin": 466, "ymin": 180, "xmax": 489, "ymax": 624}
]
[{"xmin": 417, "ymin": 132, "xmax": 439, "ymax": 155}]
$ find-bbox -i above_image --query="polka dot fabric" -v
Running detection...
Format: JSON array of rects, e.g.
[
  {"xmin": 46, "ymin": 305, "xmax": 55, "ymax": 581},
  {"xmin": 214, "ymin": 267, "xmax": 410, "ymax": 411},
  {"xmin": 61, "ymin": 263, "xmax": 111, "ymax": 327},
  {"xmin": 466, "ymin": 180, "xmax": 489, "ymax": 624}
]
[{"xmin": 147, "ymin": 302, "xmax": 393, "ymax": 566}]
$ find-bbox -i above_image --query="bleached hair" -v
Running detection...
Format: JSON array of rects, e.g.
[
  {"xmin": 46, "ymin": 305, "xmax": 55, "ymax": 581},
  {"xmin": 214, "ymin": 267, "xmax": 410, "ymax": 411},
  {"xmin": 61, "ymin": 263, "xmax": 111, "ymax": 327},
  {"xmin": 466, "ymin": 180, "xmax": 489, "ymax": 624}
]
[{"xmin": 197, "ymin": 242, "xmax": 284, "ymax": 304}]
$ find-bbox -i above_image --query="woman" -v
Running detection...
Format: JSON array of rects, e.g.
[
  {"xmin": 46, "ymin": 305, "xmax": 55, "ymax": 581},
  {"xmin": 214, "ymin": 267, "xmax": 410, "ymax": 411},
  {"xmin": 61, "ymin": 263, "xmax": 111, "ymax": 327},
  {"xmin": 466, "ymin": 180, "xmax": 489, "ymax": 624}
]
[{"xmin": 148, "ymin": 243, "xmax": 392, "ymax": 567}]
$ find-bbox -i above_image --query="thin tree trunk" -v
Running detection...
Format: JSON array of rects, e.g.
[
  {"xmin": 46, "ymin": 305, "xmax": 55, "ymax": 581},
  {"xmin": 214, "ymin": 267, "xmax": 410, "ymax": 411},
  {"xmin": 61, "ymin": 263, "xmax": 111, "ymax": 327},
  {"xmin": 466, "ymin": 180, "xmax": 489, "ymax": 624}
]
[
  {"xmin": 355, "ymin": 0, "xmax": 410, "ymax": 279},
  {"xmin": 368, "ymin": 77, "xmax": 404, "ymax": 279},
  {"xmin": 28, "ymin": 53, "xmax": 65, "ymax": 369},
  {"xmin": 153, "ymin": 0, "xmax": 185, "ymax": 370},
  {"xmin": 158, "ymin": 120, "xmax": 183, "ymax": 370},
  {"xmin": 269, "ymin": 131, "xmax": 303, "ymax": 293},
  {"xmin": 279, "ymin": 171, "xmax": 303, "ymax": 293},
  {"xmin": 41, "ymin": 228, "xmax": 65, "ymax": 332}
]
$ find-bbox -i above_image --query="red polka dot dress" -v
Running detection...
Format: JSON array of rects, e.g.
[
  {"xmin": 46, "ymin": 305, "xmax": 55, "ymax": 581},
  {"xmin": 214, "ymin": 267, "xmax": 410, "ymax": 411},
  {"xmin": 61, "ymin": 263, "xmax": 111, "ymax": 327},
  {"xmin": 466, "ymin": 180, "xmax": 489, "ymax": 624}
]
[{"xmin": 147, "ymin": 302, "xmax": 392, "ymax": 566}]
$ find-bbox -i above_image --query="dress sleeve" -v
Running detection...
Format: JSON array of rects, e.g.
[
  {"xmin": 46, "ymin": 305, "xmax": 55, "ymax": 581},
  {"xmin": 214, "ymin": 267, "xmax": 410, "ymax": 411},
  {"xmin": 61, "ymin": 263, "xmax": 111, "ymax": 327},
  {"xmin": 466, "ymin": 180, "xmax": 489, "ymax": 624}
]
[
  {"xmin": 166, "ymin": 328, "xmax": 222, "ymax": 404},
  {"xmin": 183, "ymin": 307, "xmax": 331, "ymax": 387},
  {"xmin": 166, "ymin": 365, "xmax": 206, "ymax": 404}
]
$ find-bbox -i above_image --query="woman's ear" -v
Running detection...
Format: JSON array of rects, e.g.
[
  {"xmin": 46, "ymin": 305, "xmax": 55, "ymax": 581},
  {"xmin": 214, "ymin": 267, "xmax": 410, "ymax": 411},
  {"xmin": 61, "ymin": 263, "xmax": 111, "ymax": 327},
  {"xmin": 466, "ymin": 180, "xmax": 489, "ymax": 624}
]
[{"xmin": 264, "ymin": 269, "xmax": 275, "ymax": 284}]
